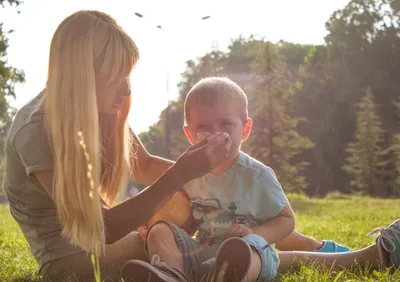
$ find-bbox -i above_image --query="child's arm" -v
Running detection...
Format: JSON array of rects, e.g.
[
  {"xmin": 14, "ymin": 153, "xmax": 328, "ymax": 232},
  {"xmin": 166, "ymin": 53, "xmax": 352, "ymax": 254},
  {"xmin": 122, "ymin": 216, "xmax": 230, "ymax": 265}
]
[
  {"xmin": 244, "ymin": 166, "xmax": 295, "ymax": 244},
  {"xmin": 251, "ymin": 203, "xmax": 295, "ymax": 245}
]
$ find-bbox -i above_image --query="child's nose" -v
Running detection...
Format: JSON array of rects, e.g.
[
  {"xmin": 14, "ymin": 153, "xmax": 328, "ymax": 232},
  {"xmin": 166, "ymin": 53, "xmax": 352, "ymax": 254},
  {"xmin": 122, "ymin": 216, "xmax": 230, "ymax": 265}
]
[{"xmin": 208, "ymin": 125, "xmax": 222, "ymax": 135}]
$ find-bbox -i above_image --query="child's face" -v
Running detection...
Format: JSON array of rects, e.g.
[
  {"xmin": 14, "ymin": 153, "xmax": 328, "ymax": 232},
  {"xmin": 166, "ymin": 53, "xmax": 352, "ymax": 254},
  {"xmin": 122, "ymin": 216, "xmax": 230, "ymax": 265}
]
[{"xmin": 184, "ymin": 101, "xmax": 252, "ymax": 162}]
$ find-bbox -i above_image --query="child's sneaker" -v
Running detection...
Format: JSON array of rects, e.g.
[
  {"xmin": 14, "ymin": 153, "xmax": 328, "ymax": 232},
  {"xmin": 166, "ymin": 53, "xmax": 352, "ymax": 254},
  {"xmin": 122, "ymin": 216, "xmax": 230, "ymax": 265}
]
[
  {"xmin": 368, "ymin": 219, "xmax": 400, "ymax": 270},
  {"xmin": 212, "ymin": 237, "xmax": 252, "ymax": 282},
  {"xmin": 121, "ymin": 254, "xmax": 188, "ymax": 282},
  {"xmin": 316, "ymin": 240, "xmax": 351, "ymax": 253}
]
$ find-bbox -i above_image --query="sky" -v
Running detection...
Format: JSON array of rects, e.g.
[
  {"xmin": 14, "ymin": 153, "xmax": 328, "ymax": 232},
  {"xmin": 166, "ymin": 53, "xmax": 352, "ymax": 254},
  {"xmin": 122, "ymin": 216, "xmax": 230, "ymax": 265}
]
[{"xmin": 1, "ymin": 0, "xmax": 349, "ymax": 134}]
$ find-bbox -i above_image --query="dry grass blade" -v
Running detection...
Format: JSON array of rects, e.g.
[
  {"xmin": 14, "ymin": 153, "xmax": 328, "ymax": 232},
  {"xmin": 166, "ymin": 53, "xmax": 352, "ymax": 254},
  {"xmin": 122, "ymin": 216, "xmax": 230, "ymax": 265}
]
[{"xmin": 78, "ymin": 131, "xmax": 102, "ymax": 282}]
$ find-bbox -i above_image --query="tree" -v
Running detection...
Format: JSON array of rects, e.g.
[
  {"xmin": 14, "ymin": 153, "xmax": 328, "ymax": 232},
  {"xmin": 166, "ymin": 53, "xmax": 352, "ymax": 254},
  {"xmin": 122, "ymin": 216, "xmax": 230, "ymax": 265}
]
[
  {"xmin": 388, "ymin": 100, "xmax": 400, "ymax": 195},
  {"xmin": 1, "ymin": 0, "xmax": 24, "ymax": 122},
  {"xmin": 390, "ymin": 133, "xmax": 400, "ymax": 193},
  {"xmin": 291, "ymin": 0, "xmax": 400, "ymax": 195},
  {"xmin": 246, "ymin": 42, "xmax": 313, "ymax": 193},
  {"xmin": 0, "ymin": 0, "xmax": 25, "ymax": 200},
  {"xmin": 342, "ymin": 88, "xmax": 387, "ymax": 196}
]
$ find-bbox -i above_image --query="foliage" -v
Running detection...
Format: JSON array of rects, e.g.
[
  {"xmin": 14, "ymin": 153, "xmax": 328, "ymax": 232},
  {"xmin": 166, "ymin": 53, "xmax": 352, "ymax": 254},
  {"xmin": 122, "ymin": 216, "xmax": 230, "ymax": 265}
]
[
  {"xmin": 0, "ymin": 0, "xmax": 25, "ymax": 200},
  {"xmin": 343, "ymin": 88, "xmax": 387, "ymax": 196},
  {"xmin": 139, "ymin": 0, "xmax": 400, "ymax": 196}
]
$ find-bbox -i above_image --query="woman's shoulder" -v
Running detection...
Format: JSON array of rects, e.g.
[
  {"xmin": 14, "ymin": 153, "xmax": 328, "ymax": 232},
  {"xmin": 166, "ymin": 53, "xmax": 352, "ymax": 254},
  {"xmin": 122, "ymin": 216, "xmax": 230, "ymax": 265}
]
[{"xmin": 7, "ymin": 90, "xmax": 47, "ymax": 152}]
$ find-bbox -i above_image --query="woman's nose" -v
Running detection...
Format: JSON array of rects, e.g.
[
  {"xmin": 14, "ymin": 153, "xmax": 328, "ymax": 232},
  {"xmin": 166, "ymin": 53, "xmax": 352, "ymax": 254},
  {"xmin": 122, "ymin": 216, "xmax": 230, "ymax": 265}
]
[
  {"xmin": 117, "ymin": 87, "xmax": 131, "ymax": 97},
  {"xmin": 117, "ymin": 80, "xmax": 131, "ymax": 96},
  {"xmin": 123, "ymin": 89, "xmax": 131, "ymax": 96}
]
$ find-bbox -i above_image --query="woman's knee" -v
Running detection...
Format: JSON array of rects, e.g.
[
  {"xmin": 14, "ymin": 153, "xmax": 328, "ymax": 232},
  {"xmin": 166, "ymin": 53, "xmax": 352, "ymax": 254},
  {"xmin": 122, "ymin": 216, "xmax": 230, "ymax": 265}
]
[{"xmin": 147, "ymin": 221, "xmax": 175, "ymax": 244}]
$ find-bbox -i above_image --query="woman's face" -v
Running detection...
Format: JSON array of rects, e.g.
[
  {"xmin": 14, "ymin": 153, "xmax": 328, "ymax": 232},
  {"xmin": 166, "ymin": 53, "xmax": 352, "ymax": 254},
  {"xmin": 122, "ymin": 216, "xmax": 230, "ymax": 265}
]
[{"xmin": 96, "ymin": 79, "xmax": 131, "ymax": 114}]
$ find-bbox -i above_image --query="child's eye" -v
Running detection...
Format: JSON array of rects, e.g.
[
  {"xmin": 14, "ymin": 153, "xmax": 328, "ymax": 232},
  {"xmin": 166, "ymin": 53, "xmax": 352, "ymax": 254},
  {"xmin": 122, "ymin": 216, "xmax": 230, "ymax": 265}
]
[
  {"xmin": 221, "ymin": 121, "xmax": 232, "ymax": 127},
  {"xmin": 197, "ymin": 125, "xmax": 207, "ymax": 130}
]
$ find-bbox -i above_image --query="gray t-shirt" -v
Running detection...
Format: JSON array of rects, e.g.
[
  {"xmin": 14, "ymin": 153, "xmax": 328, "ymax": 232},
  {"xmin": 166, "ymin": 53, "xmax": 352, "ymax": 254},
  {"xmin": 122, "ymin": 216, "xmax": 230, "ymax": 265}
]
[{"xmin": 3, "ymin": 91, "xmax": 83, "ymax": 273}]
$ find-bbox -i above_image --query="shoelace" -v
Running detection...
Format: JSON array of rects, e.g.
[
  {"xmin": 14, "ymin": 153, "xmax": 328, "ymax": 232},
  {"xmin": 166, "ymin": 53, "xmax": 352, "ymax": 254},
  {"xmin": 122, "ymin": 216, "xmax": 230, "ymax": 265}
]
[
  {"xmin": 368, "ymin": 221, "xmax": 400, "ymax": 253},
  {"xmin": 150, "ymin": 255, "xmax": 188, "ymax": 282},
  {"xmin": 203, "ymin": 257, "xmax": 216, "ymax": 265}
]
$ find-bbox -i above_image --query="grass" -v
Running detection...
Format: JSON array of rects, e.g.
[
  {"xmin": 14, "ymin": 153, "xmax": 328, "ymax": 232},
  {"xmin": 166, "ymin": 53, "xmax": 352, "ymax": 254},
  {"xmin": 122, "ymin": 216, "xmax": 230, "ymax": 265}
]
[{"xmin": 1, "ymin": 194, "xmax": 399, "ymax": 281}]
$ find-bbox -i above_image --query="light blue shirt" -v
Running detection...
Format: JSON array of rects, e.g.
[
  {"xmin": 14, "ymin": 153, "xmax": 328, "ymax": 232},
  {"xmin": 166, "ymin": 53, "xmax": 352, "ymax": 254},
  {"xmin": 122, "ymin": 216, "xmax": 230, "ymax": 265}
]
[{"xmin": 183, "ymin": 151, "xmax": 288, "ymax": 249}]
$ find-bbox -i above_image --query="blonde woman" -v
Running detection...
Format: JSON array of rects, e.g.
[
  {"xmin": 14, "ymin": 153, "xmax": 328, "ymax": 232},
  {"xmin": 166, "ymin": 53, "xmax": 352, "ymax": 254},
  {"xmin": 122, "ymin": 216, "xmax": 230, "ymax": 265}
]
[{"xmin": 3, "ymin": 10, "xmax": 232, "ymax": 280}]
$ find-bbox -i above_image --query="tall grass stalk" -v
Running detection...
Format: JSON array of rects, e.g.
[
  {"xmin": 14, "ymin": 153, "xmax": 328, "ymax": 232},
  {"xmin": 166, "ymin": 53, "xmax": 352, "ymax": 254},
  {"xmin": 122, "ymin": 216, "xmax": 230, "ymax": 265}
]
[{"xmin": 78, "ymin": 131, "xmax": 102, "ymax": 282}]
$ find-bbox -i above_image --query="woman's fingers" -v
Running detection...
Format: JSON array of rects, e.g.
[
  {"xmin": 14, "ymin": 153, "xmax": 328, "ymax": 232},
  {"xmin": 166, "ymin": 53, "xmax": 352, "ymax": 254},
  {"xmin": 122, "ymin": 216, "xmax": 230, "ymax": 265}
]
[
  {"xmin": 188, "ymin": 137, "xmax": 209, "ymax": 151},
  {"xmin": 207, "ymin": 132, "xmax": 230, "ymax": 149},
  {"xmin": 191, "ymin": 132, "xmax": 231, "ymax": 166},
  {"xmin": 174, "ymin": 132, "xmax": 232, "ymax": 182},
  {"xmin": 210, "ymin": 136, "xmax": 232, "ymax": 164}
]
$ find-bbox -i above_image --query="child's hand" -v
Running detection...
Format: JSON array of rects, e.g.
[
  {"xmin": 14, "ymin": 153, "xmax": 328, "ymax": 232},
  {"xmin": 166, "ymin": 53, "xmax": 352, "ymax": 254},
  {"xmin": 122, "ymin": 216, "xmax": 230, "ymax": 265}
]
[
  {"xmin": 138, "ymin": 222, "xmax": 149, "ymax": 241},
  {"xmin": 222, "ymin": 224, "xmax": 253, "ymax": 240}
]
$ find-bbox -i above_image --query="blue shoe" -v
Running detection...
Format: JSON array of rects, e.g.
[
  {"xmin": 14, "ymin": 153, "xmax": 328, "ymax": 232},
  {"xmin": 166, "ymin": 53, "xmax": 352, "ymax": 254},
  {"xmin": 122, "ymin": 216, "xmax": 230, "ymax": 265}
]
[
  {"xmin": 369, "ymin": 219, "xmax": 400, "ymax": 269},
  {"xmin": 316, "ymin": 240, "xmax": 351, "ymax": 253}
]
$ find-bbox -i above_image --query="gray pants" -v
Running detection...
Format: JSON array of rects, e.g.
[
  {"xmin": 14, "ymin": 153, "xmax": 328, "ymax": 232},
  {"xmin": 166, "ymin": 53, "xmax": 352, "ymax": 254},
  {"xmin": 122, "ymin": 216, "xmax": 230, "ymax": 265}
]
[
  {"xmin": 145, "ymin": 220, "xmax": 218, "ymax": 280},
  {"xmin": 42, "ymin": 232, "xmax": 147, "ymax": 281},
  {"xmin": 145, "ymin": 220, "xmax": 280, "ymax": 281}
]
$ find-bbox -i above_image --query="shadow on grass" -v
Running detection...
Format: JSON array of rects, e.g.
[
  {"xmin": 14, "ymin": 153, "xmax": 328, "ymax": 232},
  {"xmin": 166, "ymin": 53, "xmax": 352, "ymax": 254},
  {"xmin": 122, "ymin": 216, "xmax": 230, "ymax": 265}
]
[
  {"xmin": 10, "ymin": 275, "xmax": 119, "ymax": 282},
  {"xmin": 10, "ymin": 277, "xmax": 41, "ymax": 282},
  {"xmin": 11, "ymin": 269, "xmax": 125, "ymax": 282}
]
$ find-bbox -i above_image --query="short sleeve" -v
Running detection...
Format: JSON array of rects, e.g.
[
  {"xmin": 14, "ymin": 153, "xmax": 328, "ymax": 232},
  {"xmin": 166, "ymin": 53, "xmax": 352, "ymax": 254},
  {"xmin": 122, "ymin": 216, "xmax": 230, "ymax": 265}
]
[
  {"xmin": 248, "ymin": 167, "xmax": 288, "ymax": 221},
  {"xmin": 11, "ymin": 122, "xmax": 53, "ymax": 177}
]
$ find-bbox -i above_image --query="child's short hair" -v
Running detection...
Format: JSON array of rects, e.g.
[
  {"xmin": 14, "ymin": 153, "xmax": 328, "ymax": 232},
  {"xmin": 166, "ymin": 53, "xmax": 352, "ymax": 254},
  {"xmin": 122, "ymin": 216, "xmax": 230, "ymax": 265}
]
[{"xmin": 184, "ymin": 76, "xmax": 248, "ymax": 125}]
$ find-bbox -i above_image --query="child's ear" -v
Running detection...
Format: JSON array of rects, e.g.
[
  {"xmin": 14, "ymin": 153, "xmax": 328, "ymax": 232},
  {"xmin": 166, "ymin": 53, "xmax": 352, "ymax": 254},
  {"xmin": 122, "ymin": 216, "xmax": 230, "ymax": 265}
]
[
  {"xmin": 183, "ymin": 125, "xmax": 195, "ymax": 145},
  {"xmin": 242, "ymin": 118, "xmax": 253, "ymax": 141}
]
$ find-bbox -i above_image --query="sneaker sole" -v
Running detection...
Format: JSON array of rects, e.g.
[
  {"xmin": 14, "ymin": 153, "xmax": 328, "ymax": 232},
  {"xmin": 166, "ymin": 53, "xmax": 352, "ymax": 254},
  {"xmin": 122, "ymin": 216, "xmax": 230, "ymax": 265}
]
[
  {"xmin": 213, "ymin": 237, "xmax": 252, "ymax": 282},
  {"xmin": 121, "ymin": 260, "xmax": 179, "ymax": 282}
]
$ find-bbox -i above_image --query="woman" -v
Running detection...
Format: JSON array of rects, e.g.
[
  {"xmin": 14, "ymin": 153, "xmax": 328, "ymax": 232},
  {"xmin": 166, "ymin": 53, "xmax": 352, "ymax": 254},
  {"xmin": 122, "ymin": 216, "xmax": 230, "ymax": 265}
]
[
  {"xmin": 4, "ymin": 9, "xmax": 398, "ymax": 282},
  {"xmin": 3, "ymin": 10, "xmax": 231, "ymax": 280}
]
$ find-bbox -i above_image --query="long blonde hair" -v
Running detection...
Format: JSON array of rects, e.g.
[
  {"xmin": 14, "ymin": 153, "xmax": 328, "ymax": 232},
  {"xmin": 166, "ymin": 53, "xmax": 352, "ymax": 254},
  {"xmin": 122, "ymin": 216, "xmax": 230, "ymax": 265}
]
[{"xmin": 44, "ymin": 10, "xmax": 139, "ymax": 256}]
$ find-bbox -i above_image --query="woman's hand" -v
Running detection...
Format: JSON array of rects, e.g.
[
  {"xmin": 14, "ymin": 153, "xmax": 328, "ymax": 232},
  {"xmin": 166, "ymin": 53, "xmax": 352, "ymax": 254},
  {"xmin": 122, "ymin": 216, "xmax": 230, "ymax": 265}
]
[
  {"xmin": 174, "ymin": 132, "xmax": 232, "ymax": 183},
  {"xmin": 100, "ymin": 132, "xmax": 231, "ymax": 244}
]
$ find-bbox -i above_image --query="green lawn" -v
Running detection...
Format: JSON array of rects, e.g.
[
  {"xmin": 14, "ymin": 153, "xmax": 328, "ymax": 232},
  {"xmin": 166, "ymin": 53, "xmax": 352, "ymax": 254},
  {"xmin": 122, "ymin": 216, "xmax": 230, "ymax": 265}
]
[{"xmin": 1, "ymin": 194, "xmax": 399, "ymax": 281}]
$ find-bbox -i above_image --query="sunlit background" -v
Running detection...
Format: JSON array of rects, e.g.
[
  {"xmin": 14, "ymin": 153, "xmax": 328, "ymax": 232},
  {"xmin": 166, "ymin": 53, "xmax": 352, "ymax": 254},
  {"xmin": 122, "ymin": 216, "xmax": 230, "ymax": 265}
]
[{"xmin": 1, "ymin": 0, "xmax": 349, "ymax": 134}]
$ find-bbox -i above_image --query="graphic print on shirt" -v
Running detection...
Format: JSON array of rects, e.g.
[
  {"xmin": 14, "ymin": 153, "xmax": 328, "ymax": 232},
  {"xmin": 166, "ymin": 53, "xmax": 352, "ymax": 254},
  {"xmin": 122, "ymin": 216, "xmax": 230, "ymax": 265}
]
[{"xmin": 191, "ymin": 197, "xmax": 258, "ymax": 247}]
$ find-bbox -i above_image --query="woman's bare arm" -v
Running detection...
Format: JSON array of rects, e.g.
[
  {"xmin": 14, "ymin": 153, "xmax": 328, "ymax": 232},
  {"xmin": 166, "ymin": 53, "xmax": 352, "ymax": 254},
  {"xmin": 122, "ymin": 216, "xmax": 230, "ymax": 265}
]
[
  {"xmin": 35, "ymin": 131, "xmax": 231, "ymax": 244},
  {"xmin": 34, "ymin": 165, "xmax": 184, "ymax": 244},
  {"xmin": 130, "ymin": 131, "xmax": 174, "ymax": 185}
]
